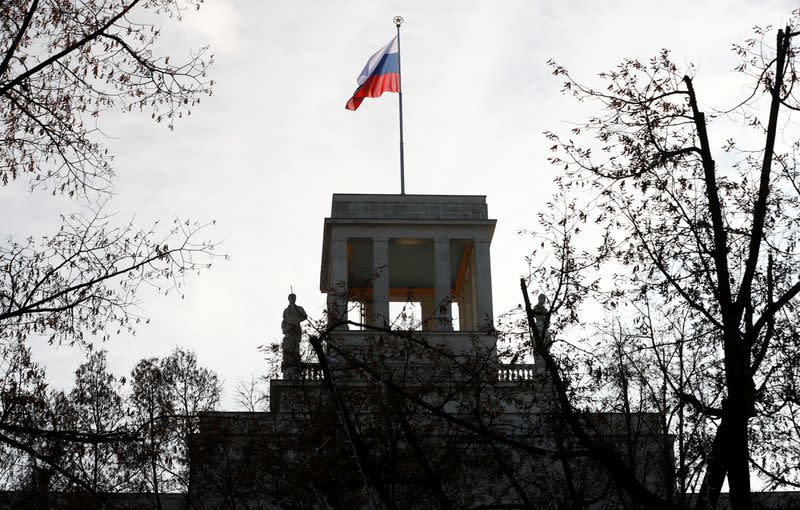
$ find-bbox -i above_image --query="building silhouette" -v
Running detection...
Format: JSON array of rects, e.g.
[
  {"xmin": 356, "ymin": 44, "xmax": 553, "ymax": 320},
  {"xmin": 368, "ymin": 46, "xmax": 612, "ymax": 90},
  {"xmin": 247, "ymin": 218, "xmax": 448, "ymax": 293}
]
[
  {"xmin": 190, "ymin": 194, "xmax": 674, "ymax": 509},
  {"xmin": 5, "ymin": 194, "xmax": 798, "ymax": 509}
]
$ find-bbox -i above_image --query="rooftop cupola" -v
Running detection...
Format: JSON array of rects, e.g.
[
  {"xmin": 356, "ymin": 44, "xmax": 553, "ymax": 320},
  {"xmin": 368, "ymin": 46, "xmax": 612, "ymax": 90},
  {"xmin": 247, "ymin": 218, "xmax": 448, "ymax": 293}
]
[{"xmin": 320, "ymin": 194, "xmax": 496, "ymax": 331}]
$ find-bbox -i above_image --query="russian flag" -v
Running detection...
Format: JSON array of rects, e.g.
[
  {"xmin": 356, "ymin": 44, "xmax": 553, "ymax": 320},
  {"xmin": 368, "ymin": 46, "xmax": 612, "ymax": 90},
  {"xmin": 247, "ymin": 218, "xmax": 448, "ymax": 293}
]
[{"xmin": 345, "ymin": 36, "xmax": 400, "ymax": 111}]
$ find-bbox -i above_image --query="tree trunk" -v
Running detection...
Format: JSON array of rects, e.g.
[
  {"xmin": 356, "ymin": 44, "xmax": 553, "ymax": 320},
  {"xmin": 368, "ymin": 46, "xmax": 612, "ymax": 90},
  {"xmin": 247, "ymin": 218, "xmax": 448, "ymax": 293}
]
[
  {"xmin": 723, "ymin": 320, "xmax": 754, "ymax": 510},
  {"xmin": 151, "ymin": 412, "xmax": 162, "ymax": 510},
  {"xmin": 694, "ymin": 417, "xmax": 728, "ymax": 510},
  {"xmin": 727, "ymin": 412, "xmax": 751, "ymax": 510}
]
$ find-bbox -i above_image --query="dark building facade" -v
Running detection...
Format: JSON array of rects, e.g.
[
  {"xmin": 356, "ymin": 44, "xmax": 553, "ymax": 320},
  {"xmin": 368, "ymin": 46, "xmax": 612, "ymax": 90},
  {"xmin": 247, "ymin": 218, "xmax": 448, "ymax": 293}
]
[{"xmin": 189, "ymin": 195, "xmax": 675, "ymax": 509}]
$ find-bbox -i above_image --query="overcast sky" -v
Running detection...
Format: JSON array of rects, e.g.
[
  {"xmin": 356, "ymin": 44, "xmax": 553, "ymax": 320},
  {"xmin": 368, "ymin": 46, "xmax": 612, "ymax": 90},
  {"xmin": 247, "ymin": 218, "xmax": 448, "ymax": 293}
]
[{"xmin": 7, "ymin": 0, "xmax": 797, "ymax": 406}]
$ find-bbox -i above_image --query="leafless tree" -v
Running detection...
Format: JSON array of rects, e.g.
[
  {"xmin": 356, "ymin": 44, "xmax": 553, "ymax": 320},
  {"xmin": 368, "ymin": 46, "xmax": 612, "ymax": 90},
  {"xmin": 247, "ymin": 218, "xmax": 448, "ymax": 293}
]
[
  {"xmin": 129, "ymin": 357, "xmax": 173, "ymax": 509},
  {"xmin": 0, "ymin": 0, "xmax": 218, "ymax": 493},
  {"xmin": 527, "ymin": 11, "xmax": 800, "ymax": 509},
  {"xmin": 1, "ymin": 0, "xmax": 212, "ymax": 195}
]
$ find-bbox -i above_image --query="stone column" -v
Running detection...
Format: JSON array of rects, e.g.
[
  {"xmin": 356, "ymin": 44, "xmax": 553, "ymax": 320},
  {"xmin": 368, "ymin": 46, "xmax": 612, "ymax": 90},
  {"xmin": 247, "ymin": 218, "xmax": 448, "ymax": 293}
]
[
  {"xmin": 462, "ymin": 262, "xmax": 475, "ymax": 330},
  {"xmin": 474, "ymin": 240, "xmax": 494, "ymax": 330},
  {"xmin": 361, "ymin": 301, "xmax": 374, "ymax": 328},
  {"xmin": 372, "ymin": 236, "xmax": 390, "ymax": 327},
  {"xmin": 434, "ymin": 237, "xmax": 453, "ymax": 331},
  {"xmin": 328, "ymin": 237, "xmax": 349, "ymax": 329},
  {"xmin": 420, "ymin": 295, "xmax": 435, "ymax": 331}
]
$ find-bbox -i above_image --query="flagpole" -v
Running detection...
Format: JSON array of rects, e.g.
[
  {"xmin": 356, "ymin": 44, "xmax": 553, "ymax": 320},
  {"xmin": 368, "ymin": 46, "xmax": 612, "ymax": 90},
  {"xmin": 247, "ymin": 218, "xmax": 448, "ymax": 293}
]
[{"xmin": 394, "ymin": 16, "xmax": 405, "ymax": 195}]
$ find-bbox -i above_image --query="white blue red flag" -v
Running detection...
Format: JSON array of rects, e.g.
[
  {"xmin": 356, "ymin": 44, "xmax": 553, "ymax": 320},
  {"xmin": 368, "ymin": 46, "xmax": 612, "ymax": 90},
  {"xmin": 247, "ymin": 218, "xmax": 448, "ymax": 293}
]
[{"xmin": 345, "ymin": 36, "xmax": 400, "ymax": 111}]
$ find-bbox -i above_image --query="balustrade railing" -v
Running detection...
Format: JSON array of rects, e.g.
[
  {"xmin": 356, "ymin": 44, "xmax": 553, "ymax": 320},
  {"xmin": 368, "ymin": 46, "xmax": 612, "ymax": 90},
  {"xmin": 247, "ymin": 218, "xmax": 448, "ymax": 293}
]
[
  {"xmin": 299, "ymin": 363, "xmax": 324, "ymax": 381},
  {"xmin": 293, "ymin": 362, "xmax": 537, "ymax": 383},
  {"xmin": 496, "ymin": 364, "xmax": 537, "ymax": 381}
]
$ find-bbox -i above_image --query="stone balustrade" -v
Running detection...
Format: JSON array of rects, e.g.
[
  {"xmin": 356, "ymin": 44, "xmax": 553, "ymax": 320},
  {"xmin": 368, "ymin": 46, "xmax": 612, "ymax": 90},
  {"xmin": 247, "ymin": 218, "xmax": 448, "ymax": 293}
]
[
  {"xmin": 295, "ymin": 361, "xmax": 539, "ymax": 383},
  {"xmin": 299, "ymin": 363, "xmax": 324, "ymax": 381},
  {"xmin": 496, "ymin": 364, "xmax": 538, "ymax": 381}
]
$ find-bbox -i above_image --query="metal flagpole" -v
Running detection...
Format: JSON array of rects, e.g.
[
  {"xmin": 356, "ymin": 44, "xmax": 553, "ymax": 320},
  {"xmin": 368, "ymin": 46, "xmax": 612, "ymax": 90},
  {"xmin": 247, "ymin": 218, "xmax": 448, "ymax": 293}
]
[{"xmin": 394, "ymin": 16, "xmax": 405, "ymax": 195}]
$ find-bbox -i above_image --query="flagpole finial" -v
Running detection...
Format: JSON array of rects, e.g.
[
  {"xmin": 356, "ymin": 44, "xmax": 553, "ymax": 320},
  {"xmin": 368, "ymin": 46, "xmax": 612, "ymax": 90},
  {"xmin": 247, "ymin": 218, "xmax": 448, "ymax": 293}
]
[{"xmin": 393, "ymin": 16, "xmax": 403, "ymax": 27}]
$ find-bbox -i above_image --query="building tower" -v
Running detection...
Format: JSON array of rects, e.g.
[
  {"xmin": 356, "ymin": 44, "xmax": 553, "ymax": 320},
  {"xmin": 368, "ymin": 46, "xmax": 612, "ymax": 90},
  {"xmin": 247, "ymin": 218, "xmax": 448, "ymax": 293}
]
[{"xmin": 320, "ymin": 193, "xmax": 496, "ymax": 333}]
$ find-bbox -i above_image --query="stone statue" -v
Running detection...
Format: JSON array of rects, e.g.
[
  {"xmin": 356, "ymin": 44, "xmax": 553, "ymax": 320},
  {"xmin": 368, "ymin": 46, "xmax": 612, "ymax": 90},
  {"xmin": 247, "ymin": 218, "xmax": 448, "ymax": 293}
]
[
  {"xmin": 533, "ymin": 293, "xmax": 547, "ymax": 318},
  {"xmin": 281, "ymin": 293, "xmax": 307, "ymax": 379},
  {"xmin": 532, "ymin": 293, "xmax": 551, "ymax": 346},
  {"xmin": 532, "ymin": 293, "xmax": 552, "ymax": 375}
]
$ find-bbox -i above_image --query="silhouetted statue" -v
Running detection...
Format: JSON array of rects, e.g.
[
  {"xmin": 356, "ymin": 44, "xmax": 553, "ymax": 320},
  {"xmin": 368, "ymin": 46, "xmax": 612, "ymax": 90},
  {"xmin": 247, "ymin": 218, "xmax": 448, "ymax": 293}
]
[
  {"xmin": 281, "ymin": 293, "xmax": 306, "ymax": 379},
  {"xmin": 532, "ymin": 293, "xmax": 552, "ymax": 374},
  {"xmin": 533, "ymin": 293, "xmax": 547, "ymax": 320},
  {"xmin": 532, "ymin": 293, "xmax": 552, "ymax": 346}
]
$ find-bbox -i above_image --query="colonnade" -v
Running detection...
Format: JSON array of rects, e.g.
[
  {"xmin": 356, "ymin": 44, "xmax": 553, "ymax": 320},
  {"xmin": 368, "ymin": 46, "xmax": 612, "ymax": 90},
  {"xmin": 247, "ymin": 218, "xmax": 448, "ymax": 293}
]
[{"xmin": 326, "ymin": 235, "xmax": 493, "ymax": 331}]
